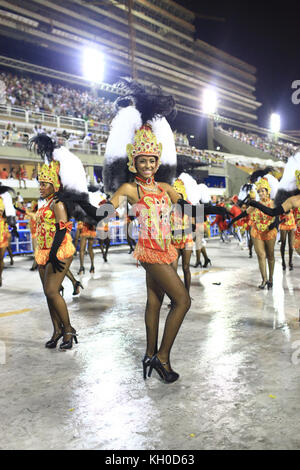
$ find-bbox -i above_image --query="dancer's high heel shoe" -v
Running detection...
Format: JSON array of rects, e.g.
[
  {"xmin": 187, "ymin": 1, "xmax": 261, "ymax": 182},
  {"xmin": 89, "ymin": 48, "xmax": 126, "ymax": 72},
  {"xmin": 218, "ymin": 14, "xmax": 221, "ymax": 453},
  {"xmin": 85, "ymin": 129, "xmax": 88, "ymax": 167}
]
[
  {"xmin": 148, "ymin": 355, "xmax": 179, "ymax": 383},
  {"xmin": 142, "ymin": 355, "xmax": 152, "ymax": 380},
  {"xmin": 267, "ymin": 281, "xmax": 273, "ymax": 290},
  {"xmin": 78, "ymin": 266, "xmax": 85, "ymax": 275},
  {"xmin": 72, "ymin": 281, "xmax": 84, "ymax": 296},
  {"xmin": 193, "ymin": 261, "xmax": 202, "ymax": 268},
  {"xmin": 142, "ymin": 347, "xmax": 158, "ymax": 379},
  {"xmin": 203, "ymin": 258, "xmax": 212, "ymax": 268},
  {"xmin": 45, "ymin": 330, "xmax": 64, "ymax": 349},
  {"xmin": 89, "ymin": 265, "xmax": 95, "ymax": 273},
  {"xmin": 59, "ymin": 329, "xmax": 78, "ymax": 350},
  {"xmin": 282, "ymin": 261, "xmax": 286, "ymax": 271},
  {"xmin": 289, "ymin": 262, "xmax": 294, "ymax": 271},
  {"xmin": 258, "ymin": 280, "xmax": 268, "ymax": 289}
]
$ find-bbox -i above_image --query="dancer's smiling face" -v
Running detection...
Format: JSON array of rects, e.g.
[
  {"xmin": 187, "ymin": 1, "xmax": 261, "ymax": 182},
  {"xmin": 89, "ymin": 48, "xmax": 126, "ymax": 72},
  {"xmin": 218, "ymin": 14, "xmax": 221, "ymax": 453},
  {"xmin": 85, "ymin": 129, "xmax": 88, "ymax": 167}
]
[
  {"xmin": 135, "ymin": 155, "xmax": 158, "ymax": 180},
  {"xmin": 39, "ymin": 181, "xmax": 54, "ymax": 199},
  {"xmin": 257, "ymin": 188, "xmax": 269, "ymax": 201}
]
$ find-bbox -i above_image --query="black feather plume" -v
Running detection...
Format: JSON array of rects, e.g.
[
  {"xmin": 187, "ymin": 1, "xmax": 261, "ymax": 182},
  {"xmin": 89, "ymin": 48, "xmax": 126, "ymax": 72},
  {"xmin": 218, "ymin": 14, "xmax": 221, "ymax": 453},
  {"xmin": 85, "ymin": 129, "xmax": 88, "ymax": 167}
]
[
  {"xmin": 250, "ymin": 166, "xmax": 273, "ymax": 183},
  {"xmin": 0, "ymin": 185, "xmax": 15, "ymax": 196},
  {"xmin": 115, "ymin": 77, "xmax": 177, "ymax": 124},
  {"xmin": 28, "ymin": 134, "xmax": 55, "ymax": 161}
]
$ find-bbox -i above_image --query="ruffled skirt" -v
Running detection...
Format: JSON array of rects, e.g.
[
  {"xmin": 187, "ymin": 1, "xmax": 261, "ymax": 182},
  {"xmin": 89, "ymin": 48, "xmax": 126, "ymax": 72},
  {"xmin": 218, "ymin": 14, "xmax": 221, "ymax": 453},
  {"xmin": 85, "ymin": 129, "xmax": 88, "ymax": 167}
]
[
  {"xmin": 35, "ymin": 235, "xmax": 75, "ymax": 265},
  {"xmin": 133, "ymin": 242, "xmax": 178, "ymax": 265},
  {"xmin": 251, "ymin": 227, "xmax": 277, "ymax": 241}
]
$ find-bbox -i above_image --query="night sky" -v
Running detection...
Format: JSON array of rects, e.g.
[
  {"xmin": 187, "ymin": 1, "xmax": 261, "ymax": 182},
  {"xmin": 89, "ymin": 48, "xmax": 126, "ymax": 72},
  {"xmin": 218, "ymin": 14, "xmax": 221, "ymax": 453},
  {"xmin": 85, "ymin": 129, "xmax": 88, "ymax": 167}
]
[{"xmin": 175, "ymin": 0, "xmax": 300, "ymax": 131}]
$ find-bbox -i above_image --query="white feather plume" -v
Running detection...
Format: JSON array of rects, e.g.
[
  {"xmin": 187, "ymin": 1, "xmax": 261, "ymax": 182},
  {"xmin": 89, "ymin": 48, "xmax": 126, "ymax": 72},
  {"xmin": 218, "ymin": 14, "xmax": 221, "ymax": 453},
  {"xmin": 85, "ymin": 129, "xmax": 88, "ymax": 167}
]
[
  {"xmin": 105, "ymin": 106, "xmax": 142, "ymax": 163},
  {"xmin": 278, "ymin": 152, "xmax": 300, "ymax": 192},
  {"xmin": 150, "ymin": 116, "xmax": 177, "ymax": 166},
  {"xmin": 2, "ymin": 192, "xmax": 15, "ymax": 217},
  {"xmin": 53, "ymin": 146, "xmax": 88, "ymax": 193},
  {"xmin": 88, "ymin": 190, "xmax": 107, "ymax": 207},
  {"xmin": 197, "ymin": 183, "xmax": 211, "ymax": 204},
  {"xmin": 178, "ymin": 172, "xmax": 199, "ymax": 205}
]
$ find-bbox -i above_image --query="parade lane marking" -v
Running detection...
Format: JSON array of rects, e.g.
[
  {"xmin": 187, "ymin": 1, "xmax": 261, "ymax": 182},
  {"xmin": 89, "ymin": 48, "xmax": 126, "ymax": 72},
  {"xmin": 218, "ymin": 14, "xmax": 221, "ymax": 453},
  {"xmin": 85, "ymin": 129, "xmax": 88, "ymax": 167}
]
[{"xmin": 0, "ymin": 308, "xmax": 31, "ymax": 318}]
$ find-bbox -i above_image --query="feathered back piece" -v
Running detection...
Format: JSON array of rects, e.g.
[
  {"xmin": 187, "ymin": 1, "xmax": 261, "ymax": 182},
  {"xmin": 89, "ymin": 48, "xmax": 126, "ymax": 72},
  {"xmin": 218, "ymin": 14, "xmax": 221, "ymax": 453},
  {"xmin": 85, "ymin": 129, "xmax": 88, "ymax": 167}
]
[
  {"xmin": 104, "ymin": 78, "xmax": 177, "ymax": 193},
  {"xmin": 28, "ymin": 134, "xmax": 89, "ymax": 220},
  {"xmin": 249, "ymin": 166, "xmax": 278, "ymax": 200},
  {"xmin": 177, "ymin": 172, "xmax": 200, "ymax": 205},
  {"xmin": 275, "ymin": 151, "xmax": 300, "ymax": 206},
  {"xmin": 0, "ymin": 185, "xmax": 16, "ymax": 221}
]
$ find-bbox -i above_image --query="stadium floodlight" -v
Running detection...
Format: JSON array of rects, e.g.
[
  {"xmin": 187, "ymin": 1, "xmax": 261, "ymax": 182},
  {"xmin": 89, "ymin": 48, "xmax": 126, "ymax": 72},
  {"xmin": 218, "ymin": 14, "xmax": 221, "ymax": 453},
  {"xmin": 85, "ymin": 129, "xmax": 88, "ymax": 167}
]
[
  {"xmin": 82, "ymin": 47, "xmax": 104, "ymax": 83},
  {"xmin": 202, "ymin": 87, "xmax": 218, "ymax": 115},
  {"xmin": 270, "ymin": 113, "xmax": 281, "ymax": 133}
]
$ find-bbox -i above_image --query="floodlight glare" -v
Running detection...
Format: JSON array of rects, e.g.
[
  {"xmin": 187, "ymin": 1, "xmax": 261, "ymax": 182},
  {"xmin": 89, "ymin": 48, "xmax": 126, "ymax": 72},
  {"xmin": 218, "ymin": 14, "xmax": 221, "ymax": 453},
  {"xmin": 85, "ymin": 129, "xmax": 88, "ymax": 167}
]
[
  {"xmin": 202, "ymin": 88, "xmax": 218, "ymax": 115},
  {"xmin": 270, "ymin": 113, "xmax": 281, "ymax": 133},
  {"xmin": 82, "ymin": 47, "xmax": 104, "ymax": 83}
]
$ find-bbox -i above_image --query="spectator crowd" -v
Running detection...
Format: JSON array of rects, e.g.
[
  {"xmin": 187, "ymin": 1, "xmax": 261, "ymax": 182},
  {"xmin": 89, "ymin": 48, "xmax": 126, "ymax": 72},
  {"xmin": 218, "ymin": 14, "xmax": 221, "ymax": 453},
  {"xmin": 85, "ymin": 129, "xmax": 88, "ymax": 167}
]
[{"xmin": 216, "ymin": 125, "xmax": 299, "ymax": 162}]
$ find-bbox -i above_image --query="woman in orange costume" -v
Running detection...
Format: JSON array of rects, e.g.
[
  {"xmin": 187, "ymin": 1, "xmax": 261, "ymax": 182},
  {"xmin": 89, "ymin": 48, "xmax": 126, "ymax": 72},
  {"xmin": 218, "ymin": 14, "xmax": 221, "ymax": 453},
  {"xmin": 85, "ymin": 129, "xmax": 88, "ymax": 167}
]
[
  {"xmin": 0, "ymin": 197, "xmax": 9, "ymax": 286},
  {"xmin": 279, "ymin": 210, "xmax": 296, "ymax": 271},
  {"xmin": 235, "ymin": 177, "xmax": 277, "ymax": 289},
  {"xmin": 77, "ymin": 221, "xmax": 96, "ymax": 274},
  {"xmin": 35, "ymin": 161, "xmax": 77, "ymax": 350},
  {"xmin": 62, "ymin": 81, "xmax": 227, "ymax": 381}
]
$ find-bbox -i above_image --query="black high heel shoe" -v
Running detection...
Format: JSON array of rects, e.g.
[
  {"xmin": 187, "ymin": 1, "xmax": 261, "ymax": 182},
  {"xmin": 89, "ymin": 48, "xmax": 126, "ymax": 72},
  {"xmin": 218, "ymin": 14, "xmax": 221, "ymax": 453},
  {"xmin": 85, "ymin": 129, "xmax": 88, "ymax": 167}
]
[
  {"xmin": 59, "ymin": 329, "xmax": 78, "ymax": 350},
  {"xmin": 89, "ymin": 265, "xmax": 95, "ymax": 273},
  {"xmin": 148, "ymin": 355, "xmax": 179, "ymax": 383},
  {"xmin": 78, "ymin": 266, "xmax": 85, "ymax": 275},
  {"xmin": 193, "ymin": 261, "xmax": 202, "ymax": 268},
  {"xmin": 142, "ymin": 355, "xmax": 152, "ymax": 380},
  {"xmin": 72, "ymin": 281, "xmax": 84, "ymax": 296},
  {"xmin": 282, "ymin": 261, "xmax": 286, "ymax": 271},
  {"xmin": 203, "ymin": 259, "xmax": 212, "ymax": 268},
  {"xmin": 267, "ymin": 281, "xmax": 273, "ymax": 290},
  {"xmin": 45, "ymin": 330, "xmax": 64, "ymax": 349},
  {"xmin": 289, "ymin": 262, "xmax": 294, "ymax": 271},
  {"xmin": 258, "ymin": 280, "xmax": 268, "ymax": 289}
]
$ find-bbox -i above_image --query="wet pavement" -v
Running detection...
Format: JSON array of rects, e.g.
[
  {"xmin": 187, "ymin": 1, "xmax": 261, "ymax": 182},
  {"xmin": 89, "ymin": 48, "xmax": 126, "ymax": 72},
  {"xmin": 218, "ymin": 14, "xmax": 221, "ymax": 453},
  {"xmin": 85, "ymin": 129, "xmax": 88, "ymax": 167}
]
[{"xmin": 1, "ymin": 239, "xmax": 300, "ymax": 450}]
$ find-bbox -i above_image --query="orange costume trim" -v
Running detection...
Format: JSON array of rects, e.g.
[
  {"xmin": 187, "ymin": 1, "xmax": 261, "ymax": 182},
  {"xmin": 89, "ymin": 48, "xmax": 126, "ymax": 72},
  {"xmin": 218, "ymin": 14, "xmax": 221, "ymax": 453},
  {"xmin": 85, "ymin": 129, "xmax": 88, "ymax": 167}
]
[
  {"xmin": 133, "ymin": 184, "xmax": 178, "ymax": 264},
  {"xmin": 35, "ymin": 196, "xmax": 75, "ymax": 265},
  {"xmin": 78, "ymin": 221, "xmax": 96, "ymax": 238},
  {"xmin": 279, "ymin": 211, "xmax": 296, "ymax": 231},
  {"xmin": 29, "ymin": 214, "xmax": 37, "ymax": 239},
  {"xmin": 250, "ymin": 200, "xmax": 277, "ymax": 241},
  {"xmin": 0, "ymin": 217, "xmax": 9, "ymax": 249}
]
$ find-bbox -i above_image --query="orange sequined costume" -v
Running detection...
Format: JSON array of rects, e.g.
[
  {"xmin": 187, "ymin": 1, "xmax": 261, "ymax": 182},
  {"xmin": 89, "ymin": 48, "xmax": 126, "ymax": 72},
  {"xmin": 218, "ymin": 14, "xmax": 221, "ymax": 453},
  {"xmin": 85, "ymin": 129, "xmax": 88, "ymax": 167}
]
[
  {"xmin": 293, "ymin": 208, "xmax": 300, "ymax": 250},
  {"xmin": 171, "ymin": 208, "xmax": 194, "ymax": 250},
  {"xmin": 250, "ymin": 200, "xmax": 277, "ymax": 241},
  {"xmin": 77, "ymin": 221, "xmax": 96, "ymax": 238},
  {"xmin": 133, "ymin": 184, "xmax": 178, "ymax": 264},
  {"xmin": 0, "ymin": 216, "xmax": 9, "ymax": 249},
  {"xmin": 29, "ymin": 214, "xmax": 37, "ymax": 239},
  {"xmin": 279, "ymin": 210, "xmax": 296, "ymax": 231},
  {"xmin": 35, "ymin": 195, "xmax": 75, "ymax": 265}
]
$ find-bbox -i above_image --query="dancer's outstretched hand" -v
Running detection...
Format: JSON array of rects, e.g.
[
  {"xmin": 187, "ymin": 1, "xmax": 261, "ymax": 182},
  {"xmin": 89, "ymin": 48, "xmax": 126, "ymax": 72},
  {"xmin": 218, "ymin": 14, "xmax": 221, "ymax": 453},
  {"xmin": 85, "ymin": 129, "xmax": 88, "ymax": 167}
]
[{"xmin": 47, "ymin": 255, "xmax": 65, "ymax": 273}]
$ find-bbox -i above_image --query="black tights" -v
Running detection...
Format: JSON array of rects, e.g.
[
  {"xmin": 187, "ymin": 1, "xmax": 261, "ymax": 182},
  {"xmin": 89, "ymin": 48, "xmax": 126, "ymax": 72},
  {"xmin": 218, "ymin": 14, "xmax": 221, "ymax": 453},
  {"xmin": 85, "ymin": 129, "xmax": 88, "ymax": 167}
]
[
  {"xmin": 252, "ymin": 237, "xmax": 276, "ymax": 283},
  {"xmin": 172, "ymin": 248, "xmax": 192, "ymax": 293},
  {"xmin": 142, "ymin": 262, "xmax": 191, "ymax": 371},
  {"xmin": 39, "ymin": 256, "xmax": 74, "ymax": 341},
  {"xmin": 280, "ymin": 230, "xmax": 295, "ymax": 266},
  {"xmin": 79, "ymin": 237, "xmax": 94, "ymax": 269}
]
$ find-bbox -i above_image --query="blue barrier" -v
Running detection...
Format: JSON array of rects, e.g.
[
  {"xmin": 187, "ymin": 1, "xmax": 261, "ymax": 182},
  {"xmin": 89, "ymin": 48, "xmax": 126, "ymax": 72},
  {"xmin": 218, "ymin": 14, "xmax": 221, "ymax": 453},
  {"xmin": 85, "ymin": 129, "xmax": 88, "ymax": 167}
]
[{"xmin": 6, "ymin": 217, "xmax": 226, "ymax": 256}]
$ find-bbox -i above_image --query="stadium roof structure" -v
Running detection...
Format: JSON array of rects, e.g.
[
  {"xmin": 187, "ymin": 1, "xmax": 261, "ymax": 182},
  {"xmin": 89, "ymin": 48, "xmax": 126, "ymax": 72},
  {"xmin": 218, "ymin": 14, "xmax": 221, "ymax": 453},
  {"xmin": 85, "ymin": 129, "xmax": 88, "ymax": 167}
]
[{"xmin": 0, "ymin": 0, "xmax": 262, "ymax": 123}]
